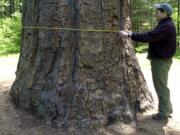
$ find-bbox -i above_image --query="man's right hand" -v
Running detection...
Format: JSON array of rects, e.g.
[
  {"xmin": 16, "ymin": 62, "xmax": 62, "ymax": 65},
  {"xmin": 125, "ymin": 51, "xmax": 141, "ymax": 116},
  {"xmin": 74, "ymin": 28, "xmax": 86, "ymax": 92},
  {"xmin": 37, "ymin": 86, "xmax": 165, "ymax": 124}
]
[{"xmin": 118, "ymin": 30, "xmax": 132, "ymax": 38}]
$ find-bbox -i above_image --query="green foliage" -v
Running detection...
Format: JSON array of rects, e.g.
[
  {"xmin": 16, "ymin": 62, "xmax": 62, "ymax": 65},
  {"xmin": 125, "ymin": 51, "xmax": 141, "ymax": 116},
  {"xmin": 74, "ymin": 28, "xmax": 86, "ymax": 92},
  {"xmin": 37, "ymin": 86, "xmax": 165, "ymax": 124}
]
[
  {"xmin": 0, "ymin": 0, "xmax": 22, "ymax": 17},
  {"xmin": 131, "ymin": 0, "xmax": 178, "ymax": 31},
  {"xmin": 0, "ymin": 0, "xmax": 9, "ymax": 13},
  {"xmin": 135, "ymin": 45, "xmax": 148, "ymax": 54},
  {"xmin": 175, "ymin": 47, "xmax": 180, "ymax": 60},
  {"xmin": 0, "ymin": 12, "xmax": 21, "ymax": 56}
]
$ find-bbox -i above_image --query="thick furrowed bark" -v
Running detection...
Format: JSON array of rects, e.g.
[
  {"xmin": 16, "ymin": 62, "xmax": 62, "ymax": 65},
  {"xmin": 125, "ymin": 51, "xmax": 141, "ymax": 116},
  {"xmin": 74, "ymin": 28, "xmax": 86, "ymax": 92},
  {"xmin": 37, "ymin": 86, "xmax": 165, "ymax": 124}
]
[{"xmin": 11, "ymin": 0, "xmax": 153, "ymax": 128}]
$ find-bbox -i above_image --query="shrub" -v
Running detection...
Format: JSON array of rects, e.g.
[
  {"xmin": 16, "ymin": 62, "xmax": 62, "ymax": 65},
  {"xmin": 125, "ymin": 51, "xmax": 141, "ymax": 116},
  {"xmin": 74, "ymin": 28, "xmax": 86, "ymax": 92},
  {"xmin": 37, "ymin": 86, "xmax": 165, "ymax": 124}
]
[{"xmin": 0, "ymin": 12, "xmax": 21, "ymax": 55}]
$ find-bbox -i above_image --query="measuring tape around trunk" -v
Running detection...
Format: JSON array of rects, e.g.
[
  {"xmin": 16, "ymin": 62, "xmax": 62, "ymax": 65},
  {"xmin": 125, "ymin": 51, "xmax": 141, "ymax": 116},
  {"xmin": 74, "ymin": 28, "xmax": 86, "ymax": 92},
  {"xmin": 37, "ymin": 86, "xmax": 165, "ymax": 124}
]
[{"xmin": 23, "ymin": 26, "xmax": 119, "ymax": 33}]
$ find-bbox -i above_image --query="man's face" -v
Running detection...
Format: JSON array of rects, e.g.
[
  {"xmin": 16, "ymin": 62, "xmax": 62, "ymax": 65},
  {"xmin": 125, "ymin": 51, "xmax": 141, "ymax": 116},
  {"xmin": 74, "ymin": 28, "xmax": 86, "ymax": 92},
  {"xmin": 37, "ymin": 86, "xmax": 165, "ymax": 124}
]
[{"xmin": 155, "ymin": 9, "xmax": 168, "ymax": 22}]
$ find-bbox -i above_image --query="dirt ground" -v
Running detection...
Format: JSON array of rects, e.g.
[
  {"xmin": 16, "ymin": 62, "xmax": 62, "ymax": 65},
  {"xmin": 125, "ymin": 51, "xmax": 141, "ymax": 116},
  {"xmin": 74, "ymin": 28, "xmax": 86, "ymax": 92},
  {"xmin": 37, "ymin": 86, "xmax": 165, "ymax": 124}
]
[{"xmin": 0, "ymin": 54, "xmax": 180, "ymax": 135}]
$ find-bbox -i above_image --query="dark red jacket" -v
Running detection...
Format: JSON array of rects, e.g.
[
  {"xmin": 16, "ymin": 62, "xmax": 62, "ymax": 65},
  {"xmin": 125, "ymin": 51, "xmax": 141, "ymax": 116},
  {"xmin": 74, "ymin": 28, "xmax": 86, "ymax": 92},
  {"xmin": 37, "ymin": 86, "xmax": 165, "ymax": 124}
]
[{"xmin": 131, "ymin": 17, "xmax": 176, "ymax": 59}]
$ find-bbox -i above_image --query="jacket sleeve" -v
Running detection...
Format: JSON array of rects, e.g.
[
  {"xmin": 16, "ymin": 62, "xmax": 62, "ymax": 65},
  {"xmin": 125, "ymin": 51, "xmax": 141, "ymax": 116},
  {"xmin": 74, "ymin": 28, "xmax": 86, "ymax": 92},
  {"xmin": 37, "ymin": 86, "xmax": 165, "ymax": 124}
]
[{"xmin": 131, "ymin": 24, "xmax": 170, "ymax": 43}]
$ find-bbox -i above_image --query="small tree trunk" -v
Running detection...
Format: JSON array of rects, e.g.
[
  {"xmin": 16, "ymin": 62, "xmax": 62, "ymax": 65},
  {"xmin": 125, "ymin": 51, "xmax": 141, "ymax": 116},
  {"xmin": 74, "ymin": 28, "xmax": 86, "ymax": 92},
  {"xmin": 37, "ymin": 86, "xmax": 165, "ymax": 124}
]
[
  {"xmin": 11, "ymin": 0, "xmax": 153, "ymax": 128},
  {"xmin": 9, "ymin": 0, "xmax": 15, "ymax": 15}
]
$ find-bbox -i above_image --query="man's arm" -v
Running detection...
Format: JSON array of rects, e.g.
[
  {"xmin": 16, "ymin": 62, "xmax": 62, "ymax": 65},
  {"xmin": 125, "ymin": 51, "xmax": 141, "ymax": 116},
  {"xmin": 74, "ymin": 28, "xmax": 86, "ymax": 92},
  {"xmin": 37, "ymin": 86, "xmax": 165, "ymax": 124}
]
[{"xmin": 119, "ymin": 24, "xmax": 171, "ymax": 43}]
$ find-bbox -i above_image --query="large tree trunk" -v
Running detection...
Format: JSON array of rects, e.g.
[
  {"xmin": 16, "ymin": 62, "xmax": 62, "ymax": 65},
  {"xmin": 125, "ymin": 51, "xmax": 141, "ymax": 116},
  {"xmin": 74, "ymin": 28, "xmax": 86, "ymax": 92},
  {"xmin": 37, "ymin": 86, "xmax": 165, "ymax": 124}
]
[{"xmin": 11, "ymin": 0, "xmax": 153, "ymax": 128}]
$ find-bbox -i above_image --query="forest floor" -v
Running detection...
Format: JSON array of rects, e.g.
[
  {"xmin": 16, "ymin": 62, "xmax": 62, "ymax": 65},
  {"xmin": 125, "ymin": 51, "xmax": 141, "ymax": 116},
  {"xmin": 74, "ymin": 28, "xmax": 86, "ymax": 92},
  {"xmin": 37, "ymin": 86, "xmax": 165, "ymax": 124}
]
[{"xmin": 0, "ymin": 54, "xmax": 180, "ymax": 135}]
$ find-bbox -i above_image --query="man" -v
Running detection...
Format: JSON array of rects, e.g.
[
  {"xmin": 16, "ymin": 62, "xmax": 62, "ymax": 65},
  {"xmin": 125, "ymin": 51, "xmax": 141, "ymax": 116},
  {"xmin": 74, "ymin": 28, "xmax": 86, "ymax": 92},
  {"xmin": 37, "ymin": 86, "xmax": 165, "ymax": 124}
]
[{"xmin": 119, "ymin": 3, "xmax": 176, "ymax": 121}]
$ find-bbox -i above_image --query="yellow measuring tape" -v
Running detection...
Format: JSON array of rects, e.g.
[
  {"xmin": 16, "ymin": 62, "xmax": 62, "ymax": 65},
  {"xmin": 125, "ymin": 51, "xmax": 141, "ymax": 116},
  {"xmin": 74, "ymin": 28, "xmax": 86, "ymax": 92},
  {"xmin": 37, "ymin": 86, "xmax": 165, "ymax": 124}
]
[{"xmin": 23, "ymin": 26, "xmax": 119, "ymax": 33}]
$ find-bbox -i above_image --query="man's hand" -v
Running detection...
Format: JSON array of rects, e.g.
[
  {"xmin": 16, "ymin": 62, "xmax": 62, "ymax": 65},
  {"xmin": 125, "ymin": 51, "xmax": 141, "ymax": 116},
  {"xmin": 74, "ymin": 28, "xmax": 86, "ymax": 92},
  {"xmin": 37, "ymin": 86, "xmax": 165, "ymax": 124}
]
[{"xmin": 118, "ymin": 30, "xmax": 132, "ymax": 38}]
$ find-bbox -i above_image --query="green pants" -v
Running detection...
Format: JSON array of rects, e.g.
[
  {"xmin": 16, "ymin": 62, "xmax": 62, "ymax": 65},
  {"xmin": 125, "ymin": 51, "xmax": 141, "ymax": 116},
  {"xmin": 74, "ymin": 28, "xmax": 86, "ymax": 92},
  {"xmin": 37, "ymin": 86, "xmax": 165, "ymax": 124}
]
[{"xmin": 151, "ymin": 58, "xmax": 173, "ymax": 117}]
